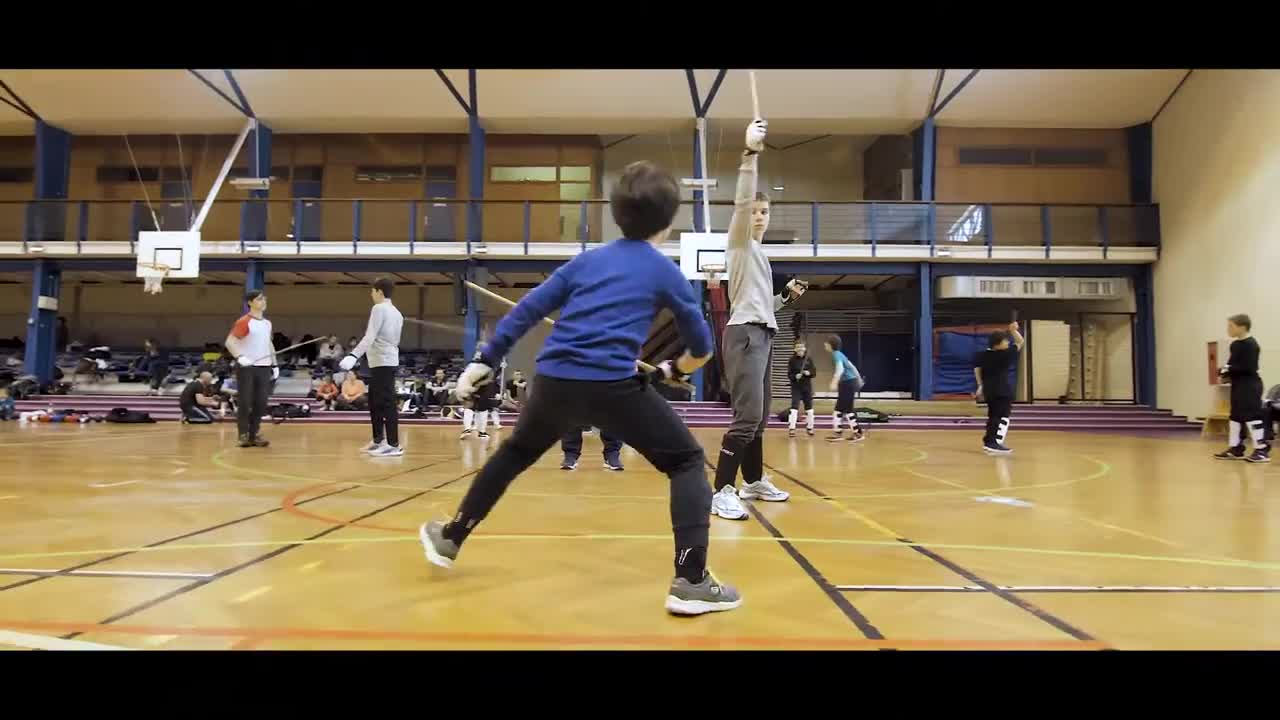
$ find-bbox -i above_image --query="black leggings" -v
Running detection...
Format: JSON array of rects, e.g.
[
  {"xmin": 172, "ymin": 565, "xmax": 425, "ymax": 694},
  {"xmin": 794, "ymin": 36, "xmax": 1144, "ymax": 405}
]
[
  {"xmin": 236, "ymin": 366, "xmax": 272, "ymax": 438},
  {"xmin": 984, "ymin": 397, "xmax": 1012, "ymax": 446},
  {"xmin": 561, "ymin": 426, "xmax": 623, "ymax": 459},
  {"xmin": 368, "ymin": 366, "xmax": 399, "ymax": 447},
  {"xmin": 182, "ymin": 405, "xmax": 214, "ymax": 424},
  {"xmin": 449, "ymin": 374, "xmax": 710, "ymax": 549}
]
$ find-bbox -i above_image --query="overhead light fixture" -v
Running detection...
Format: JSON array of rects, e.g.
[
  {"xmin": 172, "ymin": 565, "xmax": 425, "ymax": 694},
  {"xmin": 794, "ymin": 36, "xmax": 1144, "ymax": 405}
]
[
  {"xmin": 771, "ymin": 186, "xmax": 785, "ymax": 192},
  {"xmin": 230, "ymin": 177, "xmax": 271, "ymax": 191},
  {"xmin": 680, "ymin": 178, "xmax": 719, "ymax": 188},
  {"xmin": 27, "ymin": 243, "xmax": 45, "ymax": 253},
  {"xmin": 243, "ymin": 243, "xmax": 262, "ymax": 253}
]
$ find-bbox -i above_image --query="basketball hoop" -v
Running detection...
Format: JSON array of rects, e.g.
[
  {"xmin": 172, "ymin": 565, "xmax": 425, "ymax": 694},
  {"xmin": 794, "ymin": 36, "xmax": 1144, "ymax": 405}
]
[
  {"xmin": 138, "ymin": 262, "xmax": 170, "ymax": 295},
  {"xmin": 702, "ymin": 263, "xmax": 726, "ymax": 289}
]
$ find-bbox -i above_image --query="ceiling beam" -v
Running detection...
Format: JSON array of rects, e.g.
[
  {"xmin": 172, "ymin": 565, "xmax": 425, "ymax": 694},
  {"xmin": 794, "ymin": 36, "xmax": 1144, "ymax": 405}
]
[
  {"xmin": 0, "ymin": 79, "xmax": 39, "ymax": 121},
  {"xmin": 1151, "ymin": 70, "xmax": 1194, "ymax": 124},
  {"xmin": 684, "ymin": 70, "xmax": 701, "ymax": 117},
  {"xmin": 699, "ymin": 70, "xmax": 728, "ymax": 117},
  {"xmin": 187, "ymin": 70, "xmax": 252, "ymax": 117},
  {"xmin": 927, "ymin": 70, "xmax": 946, "ymax": 117},
  {"xmin": 931, "ymin": 70, "xmax": 981, "ymax": 118},
  {"xmin": 434, "ymin": 70, "xmax": 472, "ymax": 116},
  {"xmin": 492, "ymin": 272, "xmax": 511, "ymax": 288},
  {"xmin": 223, "ymin": 70, "xmax": 254, "ymax": 118},
  {"xmin": 825, "ymin": 274, "xmax": 847, "ymax": 289}
]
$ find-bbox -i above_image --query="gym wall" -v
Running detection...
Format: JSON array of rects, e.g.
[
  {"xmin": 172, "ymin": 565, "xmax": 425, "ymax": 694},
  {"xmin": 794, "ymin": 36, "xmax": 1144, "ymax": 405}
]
[{"xmin": 1154, "ymin": 69, "xmax": 1279, "ymax": 420}]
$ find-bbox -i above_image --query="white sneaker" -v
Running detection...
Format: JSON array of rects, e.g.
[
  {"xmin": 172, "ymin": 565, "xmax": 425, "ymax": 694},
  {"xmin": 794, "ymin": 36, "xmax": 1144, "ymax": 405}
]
[
  {"xmin": 459, "ymin": 429, "xmax": 473, "ymax": 440},
  {"xmin": 711, "ymin": 485, "xmax": 749, "ymax": 521},
  {"xmin": 361, "ymin": 441, "xmax": 388, "ymax": 455},
  {"xmin": 739, "ymin": 475, "xmax": 790, "ymax": 502},
  {"xmin": 371, "ymin": 445, "xmax": 404, "ymax": 457}
]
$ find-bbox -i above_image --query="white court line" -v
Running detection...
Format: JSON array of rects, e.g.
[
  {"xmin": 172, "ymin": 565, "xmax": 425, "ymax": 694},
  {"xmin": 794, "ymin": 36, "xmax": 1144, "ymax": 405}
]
[
  {"xmin": 0, "ymin": 568, "xmax": 212, "ymax": 580},
  {"xmin": 171, "ymin": 468, "xmax": 187, "ymax": 475},
  {"xmin": 835, "ymin": 584, "xmax": 1280, "ymax": 593},
  {"xmin": 89, "ymin": 480, "xmax": 140, "ymax": 488},
  {"xmin": 0, "ymin": 629, "xmax": 132, "ymax": 651}
]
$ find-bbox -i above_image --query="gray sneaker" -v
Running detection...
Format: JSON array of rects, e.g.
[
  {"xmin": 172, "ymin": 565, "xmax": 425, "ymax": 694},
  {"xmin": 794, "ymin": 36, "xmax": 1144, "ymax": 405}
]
[
  {"xmin": 419, "ymin": 521, "xmax": 459, "ymax": 569},
  {"xmin": 665, "ymin": 572, "xmax": 743, "ymax": 616}
]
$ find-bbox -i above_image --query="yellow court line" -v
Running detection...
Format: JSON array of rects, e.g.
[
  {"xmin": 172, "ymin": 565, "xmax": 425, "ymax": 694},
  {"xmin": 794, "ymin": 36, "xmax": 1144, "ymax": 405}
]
[
  {"xmin": 232, "ymin": 585, "xmax": 273, "ymax": 604},
  {"xmin": 2, "ymin": 532, "xmax": 1279, "ymax": 572},
  {"xmin": 0, "ymin": 428, "xmax": 183, "ymax": 448}
]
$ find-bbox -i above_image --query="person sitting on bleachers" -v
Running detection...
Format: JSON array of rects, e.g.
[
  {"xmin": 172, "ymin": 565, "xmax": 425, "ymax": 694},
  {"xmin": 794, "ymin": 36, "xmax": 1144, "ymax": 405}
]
[
  {"xmin": 336, "ymin": 372, "xmax": 369, "ymax": 411},
  {"xmin": 317, "ymin": 335, "xmax": 344, "ymax": 374},
  {"xmin": 179, "ymin": 371, "xmax": 222, "ymax": 424},
  {"xmin": 316, "ymin": 374, "xmax": 340, "ymax": 410},
  {"xmin": 143, "ymin": 339, "xmax": 169, "ymax": 396},
  {"xmin": 0, "ymin": 386, "xmax": 14, "ymax": 421},
  {"xmin": 424, "ymin": 368, "xmax": 456, "ymax": 411}
]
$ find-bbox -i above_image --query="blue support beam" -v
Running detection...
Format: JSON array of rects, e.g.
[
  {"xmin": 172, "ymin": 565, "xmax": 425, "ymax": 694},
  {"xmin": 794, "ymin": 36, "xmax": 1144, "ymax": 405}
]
[
  {"xmin": 1134, "ymin": 264, "xmax": 1157, "ymax": 407},
  {"xmin": 919, "ymin": 117, "xmax": 936, "ymax": 202},
  {"xmin": 463, "ymin": 265, "xmax": 488, "ymax": 360},
  {"xmin": 1126, "ymin": 123, "xmax": 1153, "ymax": 204},
  {"xmin": 223, "ymin": 70, "xmax": 254, "ymax": 118},
  {"xmin": 692, "ymin": 126, "xmax": 706, "ymax": 232},
  {"xmin": 467, "ymin": 70, "xmax": 484, "ymax": 252},
  {"xmin": 240, "ymin": 122, "xmax": 271, "ymax": 244},
  {"xmin": 689, "ymin": 279, "xmax": 706, "ymax": 400},
  {"xmin": 917, "ymin": 262, "xmax": 933, "ymax": 400},
  {"xmin": 186, "ymin": 70, "xmax": 252, "ymax": 117},
  {"xmin": 24, "ymin": 260, "xmax": 61, "ymax": 385}
]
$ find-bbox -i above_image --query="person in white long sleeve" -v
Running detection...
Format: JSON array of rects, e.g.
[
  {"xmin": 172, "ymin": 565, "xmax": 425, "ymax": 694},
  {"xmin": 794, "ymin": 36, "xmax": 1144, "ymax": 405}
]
[
  {"xmin": 711, "ymin": 119, "xmax": 809, "ymax": 521},
  {"xmin": 340, "ymin": 277, "xmax": 405, "ymax": 457}
]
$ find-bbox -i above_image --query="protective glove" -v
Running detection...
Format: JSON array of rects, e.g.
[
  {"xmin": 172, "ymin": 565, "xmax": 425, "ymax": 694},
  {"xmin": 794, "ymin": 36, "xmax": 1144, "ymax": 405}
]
[
  {"xmin": 647, "ymin": 360, "xmax": 693, "ymax": 391},
  {"xmin": 456, "ymin": 361, "xmax": 495, "ymax": 401},
  {"xmin": 745, "ymin": 119, "xmax": 768, "ymax": 153},
  {"xmin": 237, "ymin": 355, "xmax": 252, "ymax": 367},
  {"xmin": 271, "ymin": 366, "xmax": 280, "ymax": 381},
  {"xmin": 339, "ymin": 354, "xmax": 357, "ymax": 371}
]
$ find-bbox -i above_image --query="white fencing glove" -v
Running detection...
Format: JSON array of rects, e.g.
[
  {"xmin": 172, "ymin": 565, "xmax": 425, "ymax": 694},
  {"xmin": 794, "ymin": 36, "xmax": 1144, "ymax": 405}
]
[
  {"xmin": 338, "ymin": 354, "xmax": 357, "ymax": 371},
  {"xmin": 745, "ymin": 119, "xmax": 768, "ymax": 153},
  {"xmin": 237, "ymin": 355, "xmax": 252, "ymax": 367},
  {"xmin": 786, "ymin": 278, "xmax": 809, "ymax": 299},
  {"xmin": 455, "ymin": 361, "xmax": 495, "ymax": 401},
  {"xmin": 647, "ymin": 360, "xmax": 693, "ymax": 392},
  {"xmin": 271, "ymin": 366, "xmax": 280, "ymax": 381}
]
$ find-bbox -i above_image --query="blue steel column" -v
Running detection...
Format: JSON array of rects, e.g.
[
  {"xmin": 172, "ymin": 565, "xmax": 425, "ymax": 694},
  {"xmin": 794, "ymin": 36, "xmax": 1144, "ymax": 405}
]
[
  {"xmin": 467, "ymin": 70, "xmax": 485, "ymax": 251},
  {"xmin": 240, "ymin": 123, "xmax": 272, "ymax": 244},
  {"xmin": 25, "ymin": 120, "xmax": 71, "ymax": 385},
  {"xmin": 24, "ymin": 260, "xmax": 62, "ymax": 385},
  {"xmin": 689, "ymin": 279, "xmax": 706, "ymax": 400},
  {"xmin": 691, "ymin": 127, "xmax": 705, "ymax": 233},
  {"xmin": 917, "ymin": 262, "xmax": 934, "ymax": 400},
  {"xmin": 1134, "ymin": 265, "xmax": 1157, "ymax": 407},
  {"xmin": 244, "ymin": 259, "xmax": 265, "ymax": 312},
  {"xmin": 463, "ymin": 266, "xmax": 488, "ymax": 360}
]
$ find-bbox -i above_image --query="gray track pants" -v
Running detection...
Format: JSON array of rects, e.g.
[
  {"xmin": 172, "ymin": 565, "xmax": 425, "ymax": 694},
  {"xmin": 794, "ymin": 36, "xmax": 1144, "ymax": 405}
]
[{"xmin": 722, "ymin": 323, "xmax": 773, "ymax": 449}]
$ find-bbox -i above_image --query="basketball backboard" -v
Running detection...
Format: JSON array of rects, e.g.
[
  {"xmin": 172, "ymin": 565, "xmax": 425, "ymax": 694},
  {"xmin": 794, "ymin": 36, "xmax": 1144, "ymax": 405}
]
[{"xmin": 136, "ymin": 231, "xmax": 201, "ymax": 279}]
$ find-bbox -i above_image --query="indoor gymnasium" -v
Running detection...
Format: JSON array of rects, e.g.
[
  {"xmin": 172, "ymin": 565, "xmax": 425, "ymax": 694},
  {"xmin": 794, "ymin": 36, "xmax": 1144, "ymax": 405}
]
[{"xmin": 0, "ymin": 69, "xmax": 1276, "ymax": 651}]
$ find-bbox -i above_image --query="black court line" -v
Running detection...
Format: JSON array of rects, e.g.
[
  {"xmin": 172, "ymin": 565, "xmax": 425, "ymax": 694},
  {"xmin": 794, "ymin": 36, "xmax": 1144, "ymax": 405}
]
[
  {"xmin": 706, "ymin": 460, "xmax": 884, "ymax": 641},
  {"xmin": 62, "ymin": 468, "xmax": 479, "ymax": 640},
  {"xmin": 0, "ymin": 569, "xmax": 211, "ymax": 581},
  {"xmin": 766, "ymin": 463, "xmax": 1098, "ymax": 643},
  {"xmin": 0, "ymin": 456, "xmax": 460, "ymax": 594}
]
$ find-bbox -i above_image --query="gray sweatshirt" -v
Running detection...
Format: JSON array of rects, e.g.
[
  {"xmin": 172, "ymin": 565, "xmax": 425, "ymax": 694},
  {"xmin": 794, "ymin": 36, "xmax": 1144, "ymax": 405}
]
[
  {"xmin": 350, "ymin": 300, "xmax": 404, "ymax": 368},
  {"xmin": 725, "ymin": 152, "xmax": 789, "ymax": 330}
]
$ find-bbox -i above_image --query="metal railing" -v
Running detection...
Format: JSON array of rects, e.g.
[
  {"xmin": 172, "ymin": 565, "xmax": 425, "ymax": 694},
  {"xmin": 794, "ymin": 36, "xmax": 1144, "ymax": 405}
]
[{"xmin": 5, "ymin": 199, "xmax": 1160, "ymax": 255}]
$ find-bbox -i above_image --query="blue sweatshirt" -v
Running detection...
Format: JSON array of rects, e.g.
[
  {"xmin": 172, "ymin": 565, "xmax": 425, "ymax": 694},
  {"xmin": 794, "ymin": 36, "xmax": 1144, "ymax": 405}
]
[{"xmin": 482, "ymin": 239, "xmax": 713, "ymax": 381}]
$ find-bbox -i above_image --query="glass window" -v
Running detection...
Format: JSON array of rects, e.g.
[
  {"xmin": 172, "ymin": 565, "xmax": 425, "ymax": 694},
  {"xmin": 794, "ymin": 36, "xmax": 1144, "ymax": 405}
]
[
  {"xmin": 490, "ymin": 166, "xmax": 557, "ymax": 183},
  {"xmin": 559, "ymin": 166, "xmax": 591, "ymax": 182}
]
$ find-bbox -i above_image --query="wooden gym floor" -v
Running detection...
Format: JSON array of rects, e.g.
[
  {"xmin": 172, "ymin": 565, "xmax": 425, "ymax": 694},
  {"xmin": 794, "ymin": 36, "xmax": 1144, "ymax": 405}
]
[{"xmin": 0, "ymin": 421, "xmax": 1278, "ymax": 651}]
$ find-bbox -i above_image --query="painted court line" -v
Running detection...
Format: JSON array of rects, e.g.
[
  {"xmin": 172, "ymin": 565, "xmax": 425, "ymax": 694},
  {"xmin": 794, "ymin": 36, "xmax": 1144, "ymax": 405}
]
[
  {"xmin": 0, "ymin": 629, "xmax": 131, "ymax": 651},
  {"xmin": 0, "ymin": 568, "xmax": 212, "ymax": 580},
  {"xmin": 232, "ymin": 585, "xmax": 273, "ymax": 604},
  {"xmin": 89, "ymin": 480, "xmax": 140, "ymax": 489},
  {"xmin": 836, "ymin": 584, "xmax": 1280, "ymax": 594}
]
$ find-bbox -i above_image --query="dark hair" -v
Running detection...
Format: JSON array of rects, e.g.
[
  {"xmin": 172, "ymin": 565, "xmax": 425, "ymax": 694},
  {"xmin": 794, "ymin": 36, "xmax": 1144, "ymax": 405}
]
[
  {"xmin": 988, "ymin": 330, "xmax": 1009, "ymax": 349},
  {"xmin": 1229, "ymin": 313, "xmax": 1252, "ymax": 331},
  {"xmin": 754, "ymin": 191, "xmax": 771, "ymax": 204},
  {"xmin": 373, "ymin": 276, "xmax": 395, "ymax": 299},
  {"xmin": 609, "ymin": 161, "xmax": 680, "ymax": 240},
  {"xmin": 244, "ymin": 289, "xmax": 265, "ymax": 304},
  {"xmin": 825, "ymin": 334, "xmax": 842, "ymax": 351}
]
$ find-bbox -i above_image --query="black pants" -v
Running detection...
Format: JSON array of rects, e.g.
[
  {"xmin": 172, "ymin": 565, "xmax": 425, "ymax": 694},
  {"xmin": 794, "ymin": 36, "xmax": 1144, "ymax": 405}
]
[
  {"xmin": 150, "ymin": 363, "xmax": 168, "ymax": 391},
  {"xmin": 236, "ymin": 366, "xmax": 272, "ymax": 438},
  {"xmin": 790, "ymin": 386, "xmax": 814, "ymax": 411},
  {"xmin": 368, "ymin": 366, "xmax": 400, "ymax": 447},
  {"xmin": 561, "ymin": 426, "xmax": 623, "ymax": 460},
  {"xmin": 182, "ymin": 404, "xmax": 214, "ymax": 424},
  {"xmin": 1230, "ymin": 376, "xmax": 1264, "ymax": 423},
  {"xmin": 450, "ymin": 374, "xmax": 710, "ymax": 549},
  {"xmin": 983, "ymin": 396, "xmax": 1012, "ymax": 446}
]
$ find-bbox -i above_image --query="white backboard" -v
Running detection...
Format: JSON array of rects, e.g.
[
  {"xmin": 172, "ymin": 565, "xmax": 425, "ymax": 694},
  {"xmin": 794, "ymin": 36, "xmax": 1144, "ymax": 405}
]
[
  {"xmin": 679, "ymin": 232, "xmax": 728, "ymax": 280},
  {"xmin": 137, "ymin": 231, "xmax": 201, "ymax": 278}
]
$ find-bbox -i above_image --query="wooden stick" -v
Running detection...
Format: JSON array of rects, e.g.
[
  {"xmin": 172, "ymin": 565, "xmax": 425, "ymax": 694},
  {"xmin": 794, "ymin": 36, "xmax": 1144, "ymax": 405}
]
[
  {"xmin": 749, "ymin": 70, "xmax": 760, "ymax": 120},
  {"xmin": 463, "ymin": 280, "xmax": 659, "ymax": 373}
]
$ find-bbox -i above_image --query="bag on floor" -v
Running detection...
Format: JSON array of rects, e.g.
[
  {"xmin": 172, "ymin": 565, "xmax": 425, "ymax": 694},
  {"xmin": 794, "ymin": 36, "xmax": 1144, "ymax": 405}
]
[
  {"xmin": 854, "ymin": 407, "xmax": 889, "ymax": 424},
  {"xmin": 8, "ymin": 377, "xmax": 38, "ymax": 400},
  {"xmin": 268, "ymin": 402, "xmax": 312, "ymax": 421},
  {"xmin": 106, "ymin": 407, "xmax": 156, "ymax": 424}
]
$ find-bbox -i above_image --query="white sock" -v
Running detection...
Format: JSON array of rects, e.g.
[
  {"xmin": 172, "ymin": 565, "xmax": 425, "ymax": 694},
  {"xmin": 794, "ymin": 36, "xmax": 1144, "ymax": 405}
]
[
  {"xmin": 1248, "ymin": 420, "xmax": 1266, "ymax": 447},
  {"xmin": 491, "ymin": 412, "xmax": 501, "ymax": 429},
  {"xmin": 832, "ymin": 412, "xmax": 842, "ymax": 432},
  {"xmin": 788, "ymin": 409, "xmax": 798, "ymax": 430},
  {"xmin": 477, "ymin": 410, "xmax": 488, "ymax": 434},
  {"xmin": 996, "ymin": 417, "xmax": 1011, "ymax": 444},
  {"xmin": 1229, "ymin": 421, "xmax": 1242, "ymax": 448},
  {"xmin": 846, "ymin": 412, "xmax": 859, "ymax": 429},
  {"xmin": 806, "ymin": 409, "xmax": 815, "ymax": 430},
  {"xmin": 463, "ymin": 408, "xmax": 474, "ymax": 431}
]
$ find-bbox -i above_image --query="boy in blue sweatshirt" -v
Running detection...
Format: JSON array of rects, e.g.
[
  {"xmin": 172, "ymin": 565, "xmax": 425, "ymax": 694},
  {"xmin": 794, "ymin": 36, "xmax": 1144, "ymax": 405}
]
[{"xmin": 419, "ymin": 161, "xmax": 740, "ymax": 616}]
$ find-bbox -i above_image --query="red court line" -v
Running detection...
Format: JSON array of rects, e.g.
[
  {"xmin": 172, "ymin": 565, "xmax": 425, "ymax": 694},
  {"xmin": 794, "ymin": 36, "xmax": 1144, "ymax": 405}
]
[
  {"xmin": 0, "ymin": 618, "xmax": 1107, "ymax": 650},
  {"xmin": 280, "ymin": 482, "xmax": 418, "ymax": 533}
]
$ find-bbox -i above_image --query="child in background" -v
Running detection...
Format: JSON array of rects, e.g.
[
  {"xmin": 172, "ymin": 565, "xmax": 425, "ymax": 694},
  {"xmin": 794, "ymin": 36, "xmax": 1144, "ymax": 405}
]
[
  {"xmin": 974, "ymin": 321, "xmax": 1024, "ymax": 455},
  {"xmin": 787, "ymin": 341, "xmax": 817, "ymax": 437},
  {"xmin": 0, "ymin": 387, "xmax": 14, "ymax": 421},
  {"xmin": 315, "ymin": 374, "xmax": 339, "ymax": 411},
  {"xmin": 825, "ymin": 335, "xmax": 865, "ymax": 443},
  {"xmin": 1216, "ymin": 314, "xmax": 1270, "ymax": 463}
]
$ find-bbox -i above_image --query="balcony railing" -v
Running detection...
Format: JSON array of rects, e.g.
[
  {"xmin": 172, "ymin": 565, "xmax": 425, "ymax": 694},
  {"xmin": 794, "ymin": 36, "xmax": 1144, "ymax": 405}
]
[{"xmin": 6, "ymin": 199, "xmax": 1159, "ymax": 257}]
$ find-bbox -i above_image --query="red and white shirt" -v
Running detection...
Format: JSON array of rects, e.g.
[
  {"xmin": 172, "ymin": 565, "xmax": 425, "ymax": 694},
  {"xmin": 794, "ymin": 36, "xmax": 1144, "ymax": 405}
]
[{"xmin": 230, "ymin": 313, "xmax": 274, "ymax": 367}]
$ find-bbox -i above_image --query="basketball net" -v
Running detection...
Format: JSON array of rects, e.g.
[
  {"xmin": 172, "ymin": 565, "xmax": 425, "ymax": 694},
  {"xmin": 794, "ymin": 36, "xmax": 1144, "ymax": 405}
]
[{"xmin": 139, "ymin": 262, "xmax": 170, "ymax": 295}]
